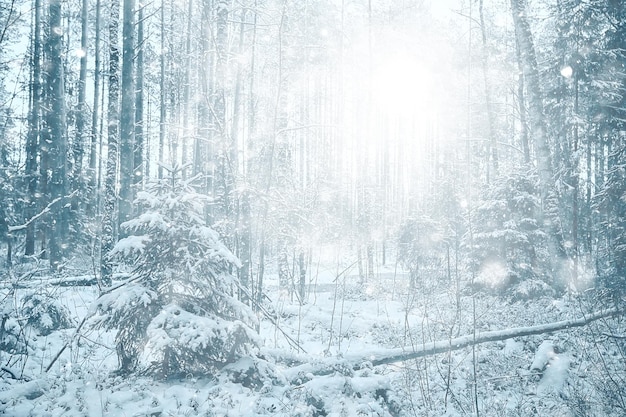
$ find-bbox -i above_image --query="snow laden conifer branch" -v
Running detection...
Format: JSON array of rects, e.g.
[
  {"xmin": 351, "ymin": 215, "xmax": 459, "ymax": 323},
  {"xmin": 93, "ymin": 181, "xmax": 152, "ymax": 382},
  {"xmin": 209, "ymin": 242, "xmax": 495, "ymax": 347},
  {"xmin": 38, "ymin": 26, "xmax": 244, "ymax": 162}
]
[{"xmin": 92, "ymin": 171, "xmax": 258, "ymax": 378}]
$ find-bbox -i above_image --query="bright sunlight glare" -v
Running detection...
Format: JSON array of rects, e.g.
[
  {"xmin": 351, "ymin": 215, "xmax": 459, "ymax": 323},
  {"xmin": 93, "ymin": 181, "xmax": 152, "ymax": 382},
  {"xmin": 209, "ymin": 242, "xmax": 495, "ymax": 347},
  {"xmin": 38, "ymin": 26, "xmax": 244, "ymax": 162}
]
[{"xmin": 371, "ymin": 54, "xmax": 436, "ymax": 118}]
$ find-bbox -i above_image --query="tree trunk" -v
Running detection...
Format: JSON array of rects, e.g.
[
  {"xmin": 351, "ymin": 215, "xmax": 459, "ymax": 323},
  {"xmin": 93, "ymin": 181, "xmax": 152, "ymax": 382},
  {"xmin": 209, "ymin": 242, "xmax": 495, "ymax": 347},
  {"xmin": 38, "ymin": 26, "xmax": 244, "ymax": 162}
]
[
  {"xmin": 134, "ymin": 3, "xmax": 144, "ymax": 191},
  {"xmin": 256, "ymin": 239, "xmax": 266, "ymax": 313},
  {"xmin": 158, "ymin": 0, "xmax": 166, "ymax": 179},
  {"xmin": 231, "ymin": 7, "xmax": 245, "ymax": 181},
  {"xmin": 239, "ymin": 190, "xmax": 251, "ymax": 303},
  {"xmin": 119, "ymin": 0, "xmax": 135, "ymax": 228},
  {"xmin": 367, "ymin": 243, "xmax": 374, "ymax": 281},
  {"xmin": 214, "ymin": 0, "xmax": 231, "ymax": 228},
  {"xmin": 181, "ymin": 0, "xmax": 192, "ymax": 177},
  {"xmin": 479, "ymin": 0, "xmax": 498, "ymax": 180},
  {"xmin": 101, "ymin": 0, "xmax": 121, "ymax": 286},
  {"xmin": 510, "ymin": 0, "xmax": 553, "ymax": 208},
  {"xmin": 278, "ymin": 244, "xmax": 290, "ymax": 292},
  {"xmin": 514, "ymin": 36, "xmax": 530, "ymax": 164},
  {"xmin": 298, "ymin": 249, "xmax": 306, "ymax": 302},
  {"xmin": 572, "ymin": 74, "xmax": 580, "ymax": 287},
  {"xmin": 167, "ymin": 0, "xmax": 177, "ymax": 168},
  {"xmin": 46, "ymin": 0, "xmax": 69, "ymax": 270},
  {"xmin": 25, "ymin": 0, "xmax": 42, "ymax": 256},
  {"xmin": 72, "ymin": 0, "xmax": 88, "ymax": 211},
  {"xmin": 88, "ymin": 0, "xmax": 102, "ymax": 218},
  {"xmin": 511, "ymin": 0, "xmax": 565, "ymax": 266}
]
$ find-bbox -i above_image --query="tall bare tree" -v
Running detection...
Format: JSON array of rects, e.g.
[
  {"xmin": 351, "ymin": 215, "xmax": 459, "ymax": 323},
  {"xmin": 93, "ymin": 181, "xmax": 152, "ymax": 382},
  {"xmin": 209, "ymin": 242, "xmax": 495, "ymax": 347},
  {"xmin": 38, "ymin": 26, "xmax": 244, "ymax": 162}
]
[
  {"xmin": 119, "ymin": 0, "xmax": 135, "ymax": 227},
  {"xmin": 134, "ymin": 3, "xmax": 144, "ymax": 189},
  {"xmin": 72, "ymin": 0, "xmax": 89, "ymax": 210},
  {"xmin": 24, "ymin": 0, "xmax": 42, "ymax": 256},
  {"xmin": 88, "ymin": 0, "xmax": 102, "ymax": 217},
  {"xmin": 46, "ymin": 0, "xmax": 69, "ymax": 269},
  {"xmin": 101, "ymin": 0, "xmax": 121, "ymax": 285}
]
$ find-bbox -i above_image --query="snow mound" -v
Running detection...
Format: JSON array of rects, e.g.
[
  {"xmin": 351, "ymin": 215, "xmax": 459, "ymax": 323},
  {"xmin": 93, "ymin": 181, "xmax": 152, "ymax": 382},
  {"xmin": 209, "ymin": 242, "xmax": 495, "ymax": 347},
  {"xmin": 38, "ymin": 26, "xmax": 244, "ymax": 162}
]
[
  {"xmin": 530, "ymin": 340, "xmax": 555, "ymax": 371},
  {"xmin": 538, "ymin": 353, "xmax": 570, "ymax": 394},
  {"xmin": 530, "ymin": 340, "xmax": 571, "ymax": 394}
]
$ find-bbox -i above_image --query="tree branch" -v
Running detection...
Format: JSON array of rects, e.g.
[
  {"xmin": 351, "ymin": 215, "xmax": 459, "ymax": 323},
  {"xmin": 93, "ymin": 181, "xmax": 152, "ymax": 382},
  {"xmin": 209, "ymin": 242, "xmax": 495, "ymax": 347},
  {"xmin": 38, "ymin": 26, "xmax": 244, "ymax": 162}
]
[
  {"xmin": 8, "ymin": 190, "xmax": 78, "ymax": 233},
  {"xmin": 365, "ymin": 308, "xmax": 621, "ymax": 367},
  {"xmin": 288, "ymin": 308, "xmax": 622, "ymax": 377}
]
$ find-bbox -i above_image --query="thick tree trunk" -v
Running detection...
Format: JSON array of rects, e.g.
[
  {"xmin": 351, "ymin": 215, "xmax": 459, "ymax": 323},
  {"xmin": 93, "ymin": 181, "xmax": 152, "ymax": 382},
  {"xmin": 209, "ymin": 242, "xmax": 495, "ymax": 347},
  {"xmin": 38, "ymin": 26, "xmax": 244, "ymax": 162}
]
[
  {"xmin": 46, "ymin": 0, "xmax": 69, "ymax": 269},
  {"xmin": 510, "ymin": 0, "xmax": 552, "ymax": 207},
  {"xmin": 101, "ymin": 0, "xmax": 121, "ymax": 287},
  {"xmin": 511, "ymin": 0, "xmax": 565, "ymax": 267}
]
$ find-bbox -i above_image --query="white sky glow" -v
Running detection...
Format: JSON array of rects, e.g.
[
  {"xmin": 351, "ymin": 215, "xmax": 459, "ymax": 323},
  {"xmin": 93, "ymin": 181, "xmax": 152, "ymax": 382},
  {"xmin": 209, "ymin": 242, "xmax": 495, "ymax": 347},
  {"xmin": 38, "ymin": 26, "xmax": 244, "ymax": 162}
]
[{"xmin": 371, "ymin": 54, "xmax": 435, "ymax": 117}]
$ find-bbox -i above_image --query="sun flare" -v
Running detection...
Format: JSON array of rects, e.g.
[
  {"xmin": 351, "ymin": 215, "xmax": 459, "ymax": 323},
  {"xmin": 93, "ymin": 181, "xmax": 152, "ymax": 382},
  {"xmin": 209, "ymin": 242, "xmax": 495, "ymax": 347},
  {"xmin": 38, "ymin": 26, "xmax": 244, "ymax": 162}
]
[{"xmin": 371, "ymin": 54, "xmax": 437, "ymax": 118}]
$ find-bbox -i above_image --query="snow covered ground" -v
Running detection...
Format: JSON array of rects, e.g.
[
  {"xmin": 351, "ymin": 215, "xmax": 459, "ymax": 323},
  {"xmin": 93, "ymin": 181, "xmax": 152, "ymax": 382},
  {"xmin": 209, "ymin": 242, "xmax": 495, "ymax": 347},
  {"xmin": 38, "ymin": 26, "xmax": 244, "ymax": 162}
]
[{"xmin": 0, "ymin": 250, "xmax": 624, "ymax": 416}]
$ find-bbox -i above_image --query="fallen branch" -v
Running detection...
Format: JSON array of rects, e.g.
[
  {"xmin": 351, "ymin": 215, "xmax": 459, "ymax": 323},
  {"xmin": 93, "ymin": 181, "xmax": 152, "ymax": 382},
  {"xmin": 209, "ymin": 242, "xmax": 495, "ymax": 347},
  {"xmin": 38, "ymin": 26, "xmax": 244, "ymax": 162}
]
[
  {"xmin": 364, "ymin": 308, "xmax": 621, "ymax": 367},
  {"xmin": 287, "ymin": 308, "xmax": 622, "ymax": 378}
]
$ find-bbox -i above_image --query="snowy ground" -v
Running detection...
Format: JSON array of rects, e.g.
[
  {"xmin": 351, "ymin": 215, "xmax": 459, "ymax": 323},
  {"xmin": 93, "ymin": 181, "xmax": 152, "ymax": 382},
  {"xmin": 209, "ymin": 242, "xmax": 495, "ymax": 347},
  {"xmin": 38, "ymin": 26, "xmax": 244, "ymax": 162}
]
[{"xmin": 1, "ymin": 250, "xmax": 624, "ymax": 416}]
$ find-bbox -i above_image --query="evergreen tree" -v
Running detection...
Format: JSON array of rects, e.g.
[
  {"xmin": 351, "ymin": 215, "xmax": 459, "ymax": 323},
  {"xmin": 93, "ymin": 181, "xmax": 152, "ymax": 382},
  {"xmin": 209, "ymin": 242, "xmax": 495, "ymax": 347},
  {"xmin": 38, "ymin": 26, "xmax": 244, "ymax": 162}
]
[
  {"xmin": 597, "ymin": 145, "xmax": 626, "ymax": 296},
  {"xmin": 397, "ymin": 214, "xmax": 444, "ymax": 290},
  {"xmin": 94, "ymin": 169, "xmax": 258, "ymax": 377},
  {"xmin": 470, "ymin": 171, "xmax": 554, "ymax": 295}
]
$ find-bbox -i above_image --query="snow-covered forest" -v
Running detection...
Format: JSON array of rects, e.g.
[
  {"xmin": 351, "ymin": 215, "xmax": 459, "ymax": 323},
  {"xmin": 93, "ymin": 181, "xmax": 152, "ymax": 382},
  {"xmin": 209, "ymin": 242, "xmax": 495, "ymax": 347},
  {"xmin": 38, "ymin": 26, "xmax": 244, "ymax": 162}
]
[{"xmin": 0, "ymin": 0, "xmax": 625, "ymax": 415}]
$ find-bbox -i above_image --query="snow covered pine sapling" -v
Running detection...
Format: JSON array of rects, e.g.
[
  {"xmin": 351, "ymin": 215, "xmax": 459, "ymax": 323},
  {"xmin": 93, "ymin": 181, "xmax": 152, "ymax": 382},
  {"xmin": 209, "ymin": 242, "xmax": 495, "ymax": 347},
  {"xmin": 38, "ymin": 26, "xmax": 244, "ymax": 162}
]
[{"xmin": 94, "ymin": 171, "xmax": 258, "ymax": 378}]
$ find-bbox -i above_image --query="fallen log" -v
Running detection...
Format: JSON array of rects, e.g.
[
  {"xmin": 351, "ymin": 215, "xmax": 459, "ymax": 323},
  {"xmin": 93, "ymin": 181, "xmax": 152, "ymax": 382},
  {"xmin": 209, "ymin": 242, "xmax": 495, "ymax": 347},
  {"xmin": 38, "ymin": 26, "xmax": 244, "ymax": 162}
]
[
  {"xmin": 287, "ymin": 307, "xmax": 622, "ymax": 378},
  {"xmin": 365, "ymin": 307, "xmax": 621, "ymax": 367}
]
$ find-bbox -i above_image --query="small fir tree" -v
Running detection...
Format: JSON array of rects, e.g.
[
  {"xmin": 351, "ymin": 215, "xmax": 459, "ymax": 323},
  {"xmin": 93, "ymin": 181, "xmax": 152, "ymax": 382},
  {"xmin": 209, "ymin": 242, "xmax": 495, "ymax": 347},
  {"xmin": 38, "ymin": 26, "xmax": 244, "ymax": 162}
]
[
  {"xmin": 94, "ymin": 169, "xmax": 258, "ymax": 378},
  {"xmin": 397, "ymin": 215, "xmax": 444, "ymax": 289},
  {"xmin": 469, "ymin": 172, "xmax": 553, "ymax": 294}
]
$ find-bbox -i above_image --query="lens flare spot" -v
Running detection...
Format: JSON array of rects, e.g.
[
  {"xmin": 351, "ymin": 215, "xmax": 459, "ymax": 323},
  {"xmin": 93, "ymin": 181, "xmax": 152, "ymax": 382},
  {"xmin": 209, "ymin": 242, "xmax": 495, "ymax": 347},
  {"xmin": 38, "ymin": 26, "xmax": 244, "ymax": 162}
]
[
  {"xmin": 477, "ymin": 261, "xmax": 508, "ymax": 288},
  {"xmin": 560, "ymin": 66, "xmax": 573, "ymax": 78}
]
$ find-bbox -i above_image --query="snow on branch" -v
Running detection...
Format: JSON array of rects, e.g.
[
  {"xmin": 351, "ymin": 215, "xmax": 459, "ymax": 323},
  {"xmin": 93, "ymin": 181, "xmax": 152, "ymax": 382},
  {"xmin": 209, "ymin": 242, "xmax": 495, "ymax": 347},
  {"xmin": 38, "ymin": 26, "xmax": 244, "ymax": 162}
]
[
  {"xmin": 8, "ymin": 190, "xmax": 78, "ymax": 233},
  {"xmin": 361, "ymin": 308, "xmax": 621, "ymax": 367},
  {"xmin": 288, "ymin": 308, "xmax": 622, "ymax": 378}
]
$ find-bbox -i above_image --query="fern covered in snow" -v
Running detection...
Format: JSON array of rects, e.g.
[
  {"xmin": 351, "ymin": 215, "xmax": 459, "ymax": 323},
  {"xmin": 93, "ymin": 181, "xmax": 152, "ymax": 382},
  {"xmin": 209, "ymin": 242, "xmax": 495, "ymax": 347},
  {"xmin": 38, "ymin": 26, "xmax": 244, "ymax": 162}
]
[{"xmin": 94, "ymin": 172, "xmax": 258, "ymax": 378}]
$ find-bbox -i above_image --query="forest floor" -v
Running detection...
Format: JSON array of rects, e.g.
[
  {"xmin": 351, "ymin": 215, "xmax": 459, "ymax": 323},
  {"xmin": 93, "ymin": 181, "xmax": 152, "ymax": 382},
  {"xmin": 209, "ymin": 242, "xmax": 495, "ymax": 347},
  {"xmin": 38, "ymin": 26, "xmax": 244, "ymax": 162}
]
[{"xmin": 0, "ymin": 249, "xmax": 624, "ymax": 416}]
